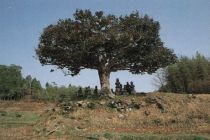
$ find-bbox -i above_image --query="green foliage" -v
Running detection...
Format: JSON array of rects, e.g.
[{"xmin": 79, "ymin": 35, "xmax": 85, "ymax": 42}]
[
  {"xmin": 34, "ymin": 83, "xmax": 79, "ymax": 101},
  {"xmin": 0, "ymin": 110, "xmax": 40, "ymax": 128},
  {"xmin": 0, "ymin": 64, "xmax": 44, "ymax": 100},
  {"xmin": 161, "ymin": 53, "xmax": 210, "ymax": 93},
  {"xmin": 88, "ymin": 132, "xmax": 210, "ymax": 140},
  {"xmin": 0, "ymin": 65, "xmax": 25, "ymax": 100},
  {"xmin": 24, "ymin": 75, "xmax": 33, "ymax": 94},
  {"xmin": 36, "ymin": 9, "xmax": 176, "ymax": 94},
  {"xmin": 31, "ymin": 78, "xmax": 42, "ymax": 95},
  {"xmin": 191, "ymin": 136, "xmax": 208, "ymax": 140},
  {"xmin": 103, "ymin": 132, "xmax": 113, "ymax": 139}
]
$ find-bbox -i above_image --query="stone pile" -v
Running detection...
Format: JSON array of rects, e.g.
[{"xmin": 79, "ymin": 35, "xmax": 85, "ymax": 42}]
[
  {"xmin": 108, "ymin": 99, "xmax": 140, "ymax": 112},
  {"xmin": 59, "ymin": 98, "xmax": 143, "ymax": 115},
  {"xmin": 59, "ymin": 100, "xmax": 97, "ymax": 114},
  {"xmin": 59, "ymin": 101, "xmax": 76, "ymax": 114}
]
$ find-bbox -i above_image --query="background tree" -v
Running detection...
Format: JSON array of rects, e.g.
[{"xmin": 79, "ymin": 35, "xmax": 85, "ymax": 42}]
[
  {"xmin": 31, "ymin": 78, "xmax": 42, "ymax": 95},
  {"xmin": 36, "ymin": 9, "xmax": 176, "ymax": 95},
  {"xmin": 159, "ymin": 53, "xmax": 210, "ymax": 93},
  {"xmin": 24, "ymin": 75, "xmax": 33, "ymax": 95},
  {"xmin": 153, "ymin": 68, "xmax": 167, "ymax": 90},
  {"xmin": 0, "ymin": 64, "xmax": 24, "ymax": 100}
]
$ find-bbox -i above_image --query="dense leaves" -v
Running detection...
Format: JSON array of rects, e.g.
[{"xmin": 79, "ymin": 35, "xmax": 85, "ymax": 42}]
[{"xmin": 36, "ymin": 9, "xmax": 176, "ymax": 93}]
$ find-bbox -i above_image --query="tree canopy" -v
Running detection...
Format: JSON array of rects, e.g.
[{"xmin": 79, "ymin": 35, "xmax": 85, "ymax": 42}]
[{"xmin": 36, "ymin": 9, "xmax": 176, "ymax": 94}]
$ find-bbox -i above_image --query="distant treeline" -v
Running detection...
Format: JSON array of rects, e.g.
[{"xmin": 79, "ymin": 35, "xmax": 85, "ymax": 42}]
[
  {"xmin": 0, "ymin": 64, "xmax": 79, "ymax": 100},
  {"xmin": 158, "ymin": 53, "xmax": 210, "ymax": 93},
  {"xmin": 0, "ymin": 64, "xmax": 42, "ymax": 100}
]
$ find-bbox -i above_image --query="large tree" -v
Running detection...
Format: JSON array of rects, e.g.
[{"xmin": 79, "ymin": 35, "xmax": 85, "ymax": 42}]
[{"xmin": 36, "ymin": 9, "xmax": 176, "ymax": 95}]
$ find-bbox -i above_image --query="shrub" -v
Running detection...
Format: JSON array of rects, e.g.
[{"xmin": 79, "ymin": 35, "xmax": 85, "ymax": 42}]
[
  {"xmin": 188, "ymin": 80, "xmax": 210, "ymax": 94},
  {"xmin": 103, "ymin": 132, "xmax": 113, "ymax": 139}
]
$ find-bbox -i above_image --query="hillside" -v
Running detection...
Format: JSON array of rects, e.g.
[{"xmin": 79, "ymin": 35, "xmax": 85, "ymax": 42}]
[{"xmin": 0, "ymin": 93, "xmax": 210, "ymax": 139}]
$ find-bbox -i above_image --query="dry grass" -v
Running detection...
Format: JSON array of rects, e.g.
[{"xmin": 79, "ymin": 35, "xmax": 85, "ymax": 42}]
[
  {"xmin": 0, "ymin": 99, "xmax": 55, "ymax": 113},
  {"xmin": 1, "ymin": 93, "xmax": 210, "ymax": 139}
]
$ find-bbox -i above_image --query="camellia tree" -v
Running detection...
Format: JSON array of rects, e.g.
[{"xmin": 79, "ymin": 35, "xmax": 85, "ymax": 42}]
[{"xmin": 36, "ymin": 9, "xmax": 176, "ymax": 95}]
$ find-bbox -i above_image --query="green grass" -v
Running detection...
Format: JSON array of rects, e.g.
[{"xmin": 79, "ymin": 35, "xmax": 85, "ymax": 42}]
[
  {"xmin": 103, "ymin": 132, "xmax": 114, "ymax": 139},
  {"xmin": 119, "ymin": 134, "xmax": 209, "ymax": 140},
  {"xmin": 87, "ymin": 132, "xmax": 210, "ymax": 140},
  {"xmin": 0, "ymin": 110, "xmax": 40, "ymax": 128}
]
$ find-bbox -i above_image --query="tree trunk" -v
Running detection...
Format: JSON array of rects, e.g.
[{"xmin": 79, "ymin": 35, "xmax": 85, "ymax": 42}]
[{"xmin": 98, "ymin": 69, "xmax": 112, "ymax": 95}]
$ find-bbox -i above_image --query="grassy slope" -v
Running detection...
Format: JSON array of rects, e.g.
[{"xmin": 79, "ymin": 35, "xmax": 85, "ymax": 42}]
[{"xmin": 0, "ymin": 93, "xmax": 210, "ymax": 139}]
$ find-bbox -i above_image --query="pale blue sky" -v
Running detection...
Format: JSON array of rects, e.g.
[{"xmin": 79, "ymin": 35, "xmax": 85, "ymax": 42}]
[{"xmin": 0, "ymin": 0, "xmax": 210, "ymax": 92}]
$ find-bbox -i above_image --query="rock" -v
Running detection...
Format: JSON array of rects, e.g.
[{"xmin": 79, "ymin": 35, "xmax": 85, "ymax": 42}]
[
  {"xmin": 59, "ymin": 101, "xmax": 77, "ymax": 115},
  {"xmin": 108, "ymin": 99, "xmax": 141, "ymax": 112},
  {"xmin": 77, "ymin": 101, "xmax": 84, "ymax": 107},
  {"xmin": 118, "ymin": 114, "xmax": 126, "ymax": 119},
  {"xmin": 144, "ymin": 110, "xmax": 150, "ymax": 116},
  {"xmin": 188, "ymin": 94, "xmax": 196, "ymax": 99},
  {"xmin": 75, "ymin": 126, "xmax": 85, "ymax": 131},
  {"xmin": 188, "ymin": 94, "xmax": 193, "ymax": 98},
  {"xmin": 140, "ymin": 101, "xmax": 147, "ymax": 107},
  {"xmin": 99, "ymin": 101, "xmax": 106, "ymax": 105},
  {"xmin": 145, "ymin": 96, "xmax": 157, "ymax": 104},
  {"xmin": 126, "ymin": 108, "xmax": 132, "ymax": 112},
  {"xmin": 156, "ymin": 101, "xmax": 164, "ymax": 110},
  {"xmin": 108, "ymin": 100, "xmax": 118, "ymax": 108},
  {"xmin": 87, "ymin": 102, "xmax": 95, "ymax": 109},
  {"xmin": 116, "ymin": 107, "xmax": 125, "ymax": 113},
  {"xmin": 76, "ymin": 101, "xmax": 88, "ymax": 107}
]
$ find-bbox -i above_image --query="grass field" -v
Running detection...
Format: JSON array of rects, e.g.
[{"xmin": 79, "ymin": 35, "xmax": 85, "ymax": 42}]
[{"xmin": 0, "ymin": 93, "xmax": 210, "ymax": 140}]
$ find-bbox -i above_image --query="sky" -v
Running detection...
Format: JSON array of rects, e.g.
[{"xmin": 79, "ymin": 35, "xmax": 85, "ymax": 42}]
[{"xmin": 0, "ymin": 0, "xmax": 210, "ymax": 92}]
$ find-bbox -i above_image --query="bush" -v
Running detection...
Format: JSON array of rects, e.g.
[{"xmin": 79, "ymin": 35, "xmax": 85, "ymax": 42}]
[
  {"xmin": 103, "ymin": 132, "xmax": 113, "ymax": 139},
  {"xmin": 188, "ymin": 80, "xmax": 210, "ymax": 94}
]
